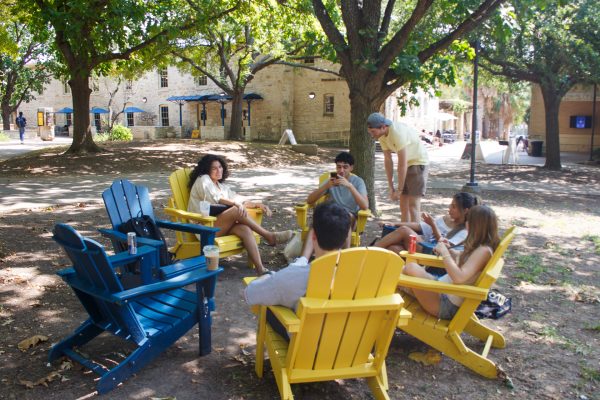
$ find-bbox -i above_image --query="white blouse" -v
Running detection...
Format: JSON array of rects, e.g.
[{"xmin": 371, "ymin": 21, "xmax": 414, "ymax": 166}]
[{"xmin": 188, "ymin": 174, "xmax": 238, "ymax": 214}]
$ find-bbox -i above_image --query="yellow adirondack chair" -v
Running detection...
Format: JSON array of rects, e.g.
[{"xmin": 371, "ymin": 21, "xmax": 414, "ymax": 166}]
[
  {"xmin": 295, "ymin": 172, "xmax": 370, "ymax": 247},
  {"xmin": 244, "ymin": 247, "xmax": 411, "ymax": 400},
  {"xmin": 164, "ymin": 168, "xmax": 263, "ymax": 267},
  {"xmin": 397, "ymin": 226, "xmax": 516, "ymax": 378}
]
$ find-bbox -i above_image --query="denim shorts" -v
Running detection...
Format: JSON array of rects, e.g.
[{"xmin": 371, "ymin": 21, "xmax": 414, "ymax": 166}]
[{"xmin": 438, "ymin": 294, "xmax": 459, "ymax": 320}]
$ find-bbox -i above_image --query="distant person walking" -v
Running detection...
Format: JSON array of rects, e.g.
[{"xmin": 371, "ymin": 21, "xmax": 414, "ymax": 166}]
[
  {"xmin": 367, "ymin": 112, "xmax": 429, "ymax": 223},
  {"xmin": 16, "ymin": 112, "xmax": 27, "ymax": 144}
]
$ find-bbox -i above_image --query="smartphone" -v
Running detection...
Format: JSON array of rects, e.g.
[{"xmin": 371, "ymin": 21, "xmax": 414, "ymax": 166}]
[{"xmin": 330, "ymin": 172, "xmax": 338, "ymax": 178}]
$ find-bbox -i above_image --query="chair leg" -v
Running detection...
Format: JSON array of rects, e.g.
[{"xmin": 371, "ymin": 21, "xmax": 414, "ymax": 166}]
[
  {"xmin": 48, "ymin": 320, "xmax": 103, "ymax": 362},
  {"xmin": 452, "ymin": 348, "xmax": 499, "ymax": 379},
  {"xmin": 275, "ymin": 369, "xmax": 293, "ymax": 400},
  {"xmin": 255, "ymin": 307, "xmax": 267, "ymax": 378},
  {"xmin": 196, "ymin": 285, "xmax": 212, "ymax": 356},
  {"xmin": 464, "ymin": 316, "xmax": 506, "ymax": 349},
  {"xmin": 367, "ymin": 373, "xmax": 391, "ymax": 400},
  {"xmin": 96, "ymin": 341, "xmax": 157, "ymax": 394}
]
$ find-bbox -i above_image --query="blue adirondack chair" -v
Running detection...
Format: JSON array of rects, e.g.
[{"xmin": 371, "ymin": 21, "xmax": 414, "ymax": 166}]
[
  {"xmin": 101, "ymin": 179, "xmax": 219, "ymax": 284},
  {"xmin": 50, "ymin": 223, "xmax": 223, "ymax": 394}
]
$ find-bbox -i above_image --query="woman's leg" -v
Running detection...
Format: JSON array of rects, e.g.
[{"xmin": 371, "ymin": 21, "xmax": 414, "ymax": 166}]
[
  {"xmin": 375, "ymin": 226, "xmax": 418, "ymax": 250},
  {"xmin": 402, "ymin": 262, "xmax": 440, "ymax": 317},
  {"xmin": 215, "ymin": 207, "xmax": 277, "ymax": 244},
  {"xmin": 229, "ymin": 224, "xmax": 266, "ymax": 274}
]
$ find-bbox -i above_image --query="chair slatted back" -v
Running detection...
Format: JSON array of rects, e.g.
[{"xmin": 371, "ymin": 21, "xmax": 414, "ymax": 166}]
[
  {"xmin": 103, "ymin": 179, "xmax": 156, "ymax": 251},
  {"xmin": 169, "ymin": 168, "xmax": 193, "ymax": 211},
  {"xmin": 289, "ymin": 247, "xmax": 403, "ymax": 374},
  {"xmin": 448, "ymin": 227, "xmax": 516, "ymax": 331},
  {"xmin": 53, "ymin": 224, "xmax": 147, "ymax": 343}
]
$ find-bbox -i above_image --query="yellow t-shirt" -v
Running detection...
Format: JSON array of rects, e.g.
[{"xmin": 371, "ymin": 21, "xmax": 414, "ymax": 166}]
[{"xmin": 378, "ymin": 121, "xmax": 429, "ymax": 166}]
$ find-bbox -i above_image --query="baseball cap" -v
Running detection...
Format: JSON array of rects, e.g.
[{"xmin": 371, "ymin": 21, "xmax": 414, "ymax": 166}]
[{"xmin": 366, "ymin": 113, "xmax": 392, "ymax": 128}]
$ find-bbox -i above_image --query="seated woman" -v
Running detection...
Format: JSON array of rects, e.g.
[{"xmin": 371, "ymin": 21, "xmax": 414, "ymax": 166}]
[
  {"xmin": 401, "ymin": 205, "xmax": 500, "ymax": 319},
  {"xmin": 188, "ymin": 154, "xmax": 293, "ymax": 275},
  {"xmin": 375, "ymin": 192, "xmax": 480, "ymax": 253}
]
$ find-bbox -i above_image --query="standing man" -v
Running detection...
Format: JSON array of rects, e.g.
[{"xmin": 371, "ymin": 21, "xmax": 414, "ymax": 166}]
[
  {"xmin": 16, "ymin": 112, "xmax": 27, "ymax": 144},
  {"xmin": 367, "ymin": 112, "xmax": 429, "ymax": 222}
]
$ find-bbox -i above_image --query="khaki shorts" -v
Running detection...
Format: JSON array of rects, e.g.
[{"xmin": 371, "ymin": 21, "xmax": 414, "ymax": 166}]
[{"xmin": 402, "ymin": 165, "xmax": 428, "ymax": 196}]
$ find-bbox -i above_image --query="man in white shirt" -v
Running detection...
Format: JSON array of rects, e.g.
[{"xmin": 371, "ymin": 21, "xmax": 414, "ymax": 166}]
[{"xmin": 244, "ymin": 202, "xmax": 351, "ymax": 339}]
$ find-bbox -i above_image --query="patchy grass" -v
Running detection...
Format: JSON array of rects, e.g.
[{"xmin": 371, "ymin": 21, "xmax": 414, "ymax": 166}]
[
  {"xmin": 582, "ymin": 234, "xmax": 600, "ymax": 255},
  {"xmin": 0, "ymin": 132, "xmax": 10, "ymax": 141},
  {"xmin": 513, "ymin": 253, "xmax": 546, "ymax": 283},
  {"xmin": 580, "ymin": 366, "xmax": 600, "ymax": 383}
]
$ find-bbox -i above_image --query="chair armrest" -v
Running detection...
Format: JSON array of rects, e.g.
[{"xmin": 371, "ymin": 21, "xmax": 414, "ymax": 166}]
[
  {"xmin": 399, "ymin": 250, "xmax": 446, "ymax": 268},
  {"xmin": 398, "ymin": 274, "xmax": 488, "ymax": 300},
  {"xmin": 242, "ymin": 276, "xmax": 257, "ymax": 286},
  {"xmin": 266, "ymin": 305, "xmax": 301, "ymax": 333},
  {"xmin": 99, "ymin": 228, "xmax": 164, "ymax": 248},
  {"xmin": 108, "ymin": 245, "xmax": 158, "ymax": 268},
  {"xmin": 114, "ymin": 267, "xmax": 224, "ymax": 302},
  {"xmin": 155, "ymin": 219, "xmax": 219, "ymax": 236},
  {"xmin": 294, "ymin": 203, "xmax": 309, "ymax": 230},
  {"xmin": 355, "ymin": 209, "xmax": 371, "ymax": 235},
  {"xmin": 246, "ymin": 207, "xmax": 263, "ymax": 225},
  {"xmin": 163, "ymin": 207, "xmax": 217, "ymax": 225}
]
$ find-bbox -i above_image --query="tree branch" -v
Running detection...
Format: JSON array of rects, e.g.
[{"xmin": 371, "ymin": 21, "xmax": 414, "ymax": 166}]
[
  {"xmin": 272, "ymin": 61, "xmax": 342, "ymax": 77},
  {"xmin": 312, "ymin": 0, "xmax": 351, "ymax": 68},
  {"xmin": 417, "ymin": 0, "xmax": 505, "ymax": 63},
  {"xmin": 380, "ymin": 0, "xmax": 396, "ymax": 37}
]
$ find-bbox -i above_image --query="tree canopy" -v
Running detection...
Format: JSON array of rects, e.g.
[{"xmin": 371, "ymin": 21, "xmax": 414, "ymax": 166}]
[
  {"xmin": 309, "ymin": 0, "xmax": 505, "ymax": 212},
  {"xmin": 479, "ymin": 0, "xmax": 600, "ymax": 169}
]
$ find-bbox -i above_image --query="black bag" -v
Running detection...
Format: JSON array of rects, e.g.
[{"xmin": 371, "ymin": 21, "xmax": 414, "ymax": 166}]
[
  {"xmin": 209, "ymin": 204, "xmax": 231, "ymax": 216},
  {"xmin": 118, "ymin": 215, "xmax": 173, "ymax": 266},
  {"xmin": 475, "ymin": 290, "xmax": 512, "ymax": 319}
]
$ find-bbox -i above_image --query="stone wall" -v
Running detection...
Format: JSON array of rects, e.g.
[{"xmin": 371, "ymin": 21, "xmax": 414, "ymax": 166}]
[{"xmin": 529, "ymin": 84, "xmax": 599, "ymax": 153}]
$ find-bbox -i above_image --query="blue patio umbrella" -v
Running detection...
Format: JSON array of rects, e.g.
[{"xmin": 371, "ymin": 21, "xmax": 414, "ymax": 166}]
[
  {"xmin": 90, "ymin": 107, "xmax": 109, "ymax": 114},
  {"xmin": 123, "ymin": 106, "xmax": 145, "ymax": 113},
  {"xmin": 55, "ymin": 107, "xmax": 74, "ymax": 113}
]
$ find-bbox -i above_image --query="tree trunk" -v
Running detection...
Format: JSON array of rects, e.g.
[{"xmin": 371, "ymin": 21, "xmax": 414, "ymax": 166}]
[
  {"xmin": 229, "ymin": 89, "xmax": 244, "ymax": 140},
  {"xmin": 540, "ymin": 86, "xmax": 562, "ymax": 170},
  {"xmin": 348, "ymin": 91, "xmax": 379, "ymax": 213},
  {"xmin": 1, "ymin": 103, "xmax": 12, "ymax": 131},
  {"xmin": 67, "ymin": 73, "xmax": 102, "ymax": 154}
]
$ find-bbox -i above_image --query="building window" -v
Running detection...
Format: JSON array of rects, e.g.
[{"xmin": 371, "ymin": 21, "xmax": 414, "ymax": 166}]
[
  {"xmin": 324, "ymin": 94, "xmax": 334, "ymax": 115},
  {"xmin": 66, "ymin": 113, "xmax": 72, "ymax": 126},
  {"xmin": 127, "ymin": 112, "xmax": 134, "ymax": 127},
  {"xmin": 195, "ymin": 75, "xmax": 208, "ymax": 86},
  {"xmin": 94, "ymin": 113, "xmax": 102, "ymax": 131},
  {"xmin": 63, "ymin": 81, "xmax": 70, "ymax": 94},
  {"xmin": 159, "ymin": 68, "xmax": 168, "ymax": 88},
  {"xmin": 160, "ymin": 105, "xmax": 169, "ymax": 126},
  {"xmin": 125, "ymin": 79, "xmax": 133, "ymax": 90},
  {"xmin": 304, "ymin": 57, "xmax": 315, "ymax": 64}
]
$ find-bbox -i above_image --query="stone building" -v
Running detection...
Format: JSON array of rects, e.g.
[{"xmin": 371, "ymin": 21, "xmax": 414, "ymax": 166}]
[
  {"xmin": 529, "ymin": 84, "xmax": 599, "ymax": 153},
  {"xmin": 16, "ymin": 59, "xmax": 440, "ymax": 144}
]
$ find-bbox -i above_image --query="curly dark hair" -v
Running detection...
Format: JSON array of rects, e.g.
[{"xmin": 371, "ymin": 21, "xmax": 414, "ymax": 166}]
[{"xmin": 189, "ymin": 154, "xmax": 229, "ymax": 188}]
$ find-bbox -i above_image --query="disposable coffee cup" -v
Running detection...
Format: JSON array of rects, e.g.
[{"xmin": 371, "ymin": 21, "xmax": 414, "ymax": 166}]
[
  {"xmin": 203, "ymin": 245, "xmax": 220, "ymax": 271},
  {"xmin": 199, "ymin": 200, "xmax": 211, "ymax": 217}
]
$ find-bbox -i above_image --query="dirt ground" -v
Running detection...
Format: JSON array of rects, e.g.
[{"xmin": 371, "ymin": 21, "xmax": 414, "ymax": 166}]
[{"xmin": 0, "ymin": 140, "xmax": 599, "ymax": 400}]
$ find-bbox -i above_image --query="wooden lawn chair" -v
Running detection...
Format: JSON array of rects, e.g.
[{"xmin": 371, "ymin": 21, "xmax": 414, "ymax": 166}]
[
  {"xmin": 244, "ymin": 247, "xmax": 411, "ymax": 399},
  {"xmin": 397, "ymin": 226, "xmax": 516, "ymax": 378},
  {"xmin": 295, "ymin": 171, "xmax": 370, "ymax": 247},
  {"xmin": 49, "ymin": 223, "xmax": 222, "ymax": 394},
  {"xmin": 164, "ymin": 167, "xmax": 263, "ymax": 268},
  {"xmin": 101, "ymin": 179, "xmax": 219, "ymax": 283}
]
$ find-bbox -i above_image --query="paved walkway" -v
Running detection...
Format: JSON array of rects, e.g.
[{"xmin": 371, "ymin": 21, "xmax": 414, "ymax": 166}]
[
  {"xmin": 0, "ymin": 140, "xmax": 596, "ymax": 212},
  {"xmin": 0, "ymin": 136, "xmax": 73, "ymax": 161}
]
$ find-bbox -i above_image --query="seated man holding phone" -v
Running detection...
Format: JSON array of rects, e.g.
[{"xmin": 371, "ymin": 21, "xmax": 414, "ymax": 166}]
[{"xmin": 300, "ymin": 152, "xmax": 368, "ymax": 258}]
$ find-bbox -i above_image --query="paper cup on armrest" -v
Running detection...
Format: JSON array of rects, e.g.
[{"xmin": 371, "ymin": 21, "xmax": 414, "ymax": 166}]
[
  {"xmin": 203, "ymin": 245, "xmax": 220, "ymax": 271},
  {"xmin": 199, "ymin": 200, "xmax": 211, "ymax": 217}
]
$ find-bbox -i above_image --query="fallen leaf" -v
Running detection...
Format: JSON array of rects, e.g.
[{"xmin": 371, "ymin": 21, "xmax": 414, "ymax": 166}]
[
  {"xmin": 18, "ymin": 335, "xmax": 49, "ymax": 352},
  {"xmin": 408, "ymin": 349, "xmax": 442, "ymax": 366}
]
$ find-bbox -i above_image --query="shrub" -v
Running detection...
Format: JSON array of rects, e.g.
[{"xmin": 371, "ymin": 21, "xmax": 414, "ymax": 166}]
[
  {"xmin": 108, "ymin": 124, "xmax": 133, "ymax": 141},
  {"xmin": 0, "ymin": 131, "xmax": 9, "ymax": 142}
]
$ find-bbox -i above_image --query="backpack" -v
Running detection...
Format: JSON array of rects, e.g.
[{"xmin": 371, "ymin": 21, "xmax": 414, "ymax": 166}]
[
  {"xmin": 475, "ymin": 290, "xmax": 512, "ymax": 319},
  {"xmin": 118, "ymin": 215, "xmax": 173, "ymax": 266}
]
